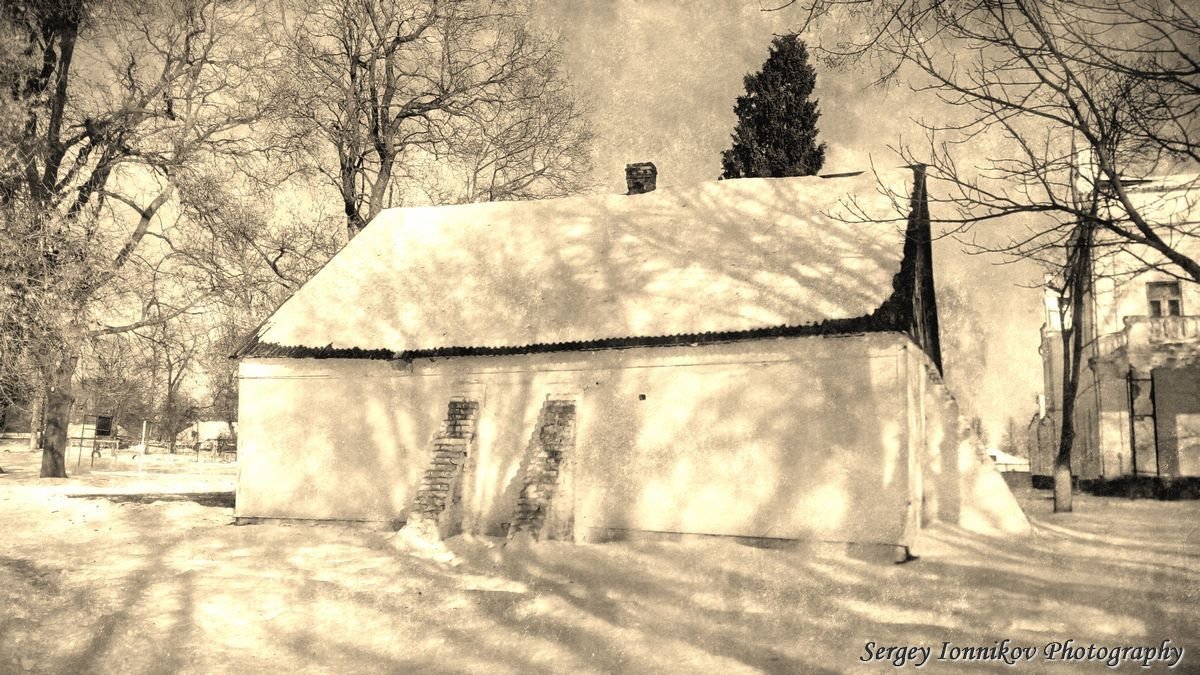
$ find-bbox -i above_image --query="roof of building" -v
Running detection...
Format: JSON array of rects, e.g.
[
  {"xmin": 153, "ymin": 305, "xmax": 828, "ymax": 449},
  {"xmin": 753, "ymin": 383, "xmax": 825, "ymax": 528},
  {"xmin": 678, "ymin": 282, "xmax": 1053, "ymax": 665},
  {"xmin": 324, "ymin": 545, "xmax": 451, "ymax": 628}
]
[{"xmin": 239, "ymin": 169, "xmax": 922, "ymax": 359}]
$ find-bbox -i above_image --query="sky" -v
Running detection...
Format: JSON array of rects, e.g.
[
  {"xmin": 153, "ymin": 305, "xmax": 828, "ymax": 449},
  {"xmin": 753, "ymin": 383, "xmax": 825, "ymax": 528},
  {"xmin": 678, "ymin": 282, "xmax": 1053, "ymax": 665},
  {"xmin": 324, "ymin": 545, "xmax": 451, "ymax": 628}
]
[{"xmin": 536, "ymin": 0, "xmax": 1046, "ymax": 441}]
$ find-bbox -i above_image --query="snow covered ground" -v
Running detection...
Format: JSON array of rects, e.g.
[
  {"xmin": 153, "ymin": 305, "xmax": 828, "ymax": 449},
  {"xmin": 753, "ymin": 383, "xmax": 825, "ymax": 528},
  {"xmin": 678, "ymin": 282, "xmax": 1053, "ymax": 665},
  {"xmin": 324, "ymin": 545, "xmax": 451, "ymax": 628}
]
[{"xmin": 1, "ymin": 446, "xmax": 1197, "ymax": 674}]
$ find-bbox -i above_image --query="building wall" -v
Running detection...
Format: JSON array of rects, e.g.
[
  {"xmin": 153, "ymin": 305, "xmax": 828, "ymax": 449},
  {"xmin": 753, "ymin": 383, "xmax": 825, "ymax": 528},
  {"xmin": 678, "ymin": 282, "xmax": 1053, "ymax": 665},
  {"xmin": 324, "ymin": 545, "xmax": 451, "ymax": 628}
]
[
  {"xmin": 1043, "ymin": 252, "xmax": 1199, "ymax": 480},
  {"xmin": 1079, "ymin": 251, "xmax": 1199, "ymax": 479},
  {"xmin": 1074, "ymin": 359, "xmax": 1133, "ymax": 479},
  {"xmin": 921, "ymin": 372, "xmax": 957, "ymax": 526},
  {"xmin": 1036, "ymin": 293, "xmax": 1110, "ymax": 481},
  {"xmin": 238, "ymin": 332, "xmax": 1025, "ymax": 546},
  {"xmin": 1069, "ymin": 326, "xmax": 1200, "ymax": 481},
  {"xmin": 574, "ymin": 335, "xmax": 912, "ymax": 544},
  {"xmin": 1153, "ymin": 367, "xmax": 1200, "ymax": 476},
  {"xmin": 1035, "ymin": 190, "xmax": 1199, "ymax": 482},
  {"xmin": 1089, "ymin": 231, "xmax": 1200, "ymax": 335},
  {"xmin": 236, "ymin": 358, "xmax": 439, "ymax": 522}
]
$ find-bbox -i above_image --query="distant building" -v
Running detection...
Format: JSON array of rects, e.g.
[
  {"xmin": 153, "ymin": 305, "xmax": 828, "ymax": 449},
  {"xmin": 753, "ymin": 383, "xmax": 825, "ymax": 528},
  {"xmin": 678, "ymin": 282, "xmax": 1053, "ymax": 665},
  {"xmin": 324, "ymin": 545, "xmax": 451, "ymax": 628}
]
[
  {"xmin": 234, "ymin": 165, "xmax": 1027, "ymax": 557},
  {"xmin": 179, "ymin": 420, "xmax": 237, "ymax": 447},
  {"xmin": 65, "ymin": 416, "xmax": 124, "ymax": 456},
  {"xmin": 1034, "ymin": 176, "xmax": 1200, "ymax": 485}
]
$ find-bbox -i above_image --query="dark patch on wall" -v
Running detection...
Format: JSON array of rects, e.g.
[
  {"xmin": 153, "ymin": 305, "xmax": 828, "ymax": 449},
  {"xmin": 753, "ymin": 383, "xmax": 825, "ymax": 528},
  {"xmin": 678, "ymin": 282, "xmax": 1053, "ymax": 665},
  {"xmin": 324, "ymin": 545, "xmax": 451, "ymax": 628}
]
[
  {"xmin": 873, "ymin": 164, "xmax": 943, "ymax": 373},
  {"xmin": 508, "ymin": 399, "xmax": 577, "ymax": 540},
  {"xmin": 406, "ymin": 398, "xmax": 480, "ymax": 540}
]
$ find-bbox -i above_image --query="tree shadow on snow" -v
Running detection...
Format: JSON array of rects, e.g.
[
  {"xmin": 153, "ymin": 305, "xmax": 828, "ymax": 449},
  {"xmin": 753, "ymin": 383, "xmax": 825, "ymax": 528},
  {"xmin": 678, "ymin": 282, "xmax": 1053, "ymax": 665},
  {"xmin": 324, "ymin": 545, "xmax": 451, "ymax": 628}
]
[{"xmin": 67, "ymin": 491, "xmax": 235, "ymax": 508}]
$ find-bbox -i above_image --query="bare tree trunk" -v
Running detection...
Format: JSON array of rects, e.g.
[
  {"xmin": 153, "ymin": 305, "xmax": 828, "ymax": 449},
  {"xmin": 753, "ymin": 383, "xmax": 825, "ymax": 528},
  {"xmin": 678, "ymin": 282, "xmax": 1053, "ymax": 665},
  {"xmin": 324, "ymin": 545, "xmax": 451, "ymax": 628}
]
[
  {"xmin": 1054, "ymin": 226, "xmax": 1093, "ymax": 513},
  {"xmin": 1055, "ymin": 311, "xmax": 1078, "ymax": 512},
  {"xmin": 27, "ymin": 394, "xmax": 44, "ymax": 452},
  {"xmin": 40, "ymin": 355, "xmax": 77, "ymax": 478},
  {"xmin": 165, "ymin": 359, "xmax": 177, "ymax": 454},
  {"xmin": 1054, "ymin": 393, "xmax": 1077, "ymax": 512}
]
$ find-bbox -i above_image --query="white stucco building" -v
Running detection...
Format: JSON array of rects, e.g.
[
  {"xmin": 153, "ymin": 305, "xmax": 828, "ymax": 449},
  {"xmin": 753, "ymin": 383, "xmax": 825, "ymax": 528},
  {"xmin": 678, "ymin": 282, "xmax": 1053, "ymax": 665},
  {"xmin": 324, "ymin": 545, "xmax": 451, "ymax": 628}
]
[
  {"xmin": 234, "ymin": 165, "xmax": 1027, "ymax": 559},
  {"xmin": 1034, "ymin": 176, "xmax": 1200, "ymax": 484}
]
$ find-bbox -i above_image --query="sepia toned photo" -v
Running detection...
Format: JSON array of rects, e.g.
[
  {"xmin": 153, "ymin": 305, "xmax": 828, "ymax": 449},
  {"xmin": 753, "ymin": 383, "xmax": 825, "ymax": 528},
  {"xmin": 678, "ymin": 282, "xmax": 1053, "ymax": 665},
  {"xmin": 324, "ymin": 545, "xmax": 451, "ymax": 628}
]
[{"xmin": 1, "ymin": 0, "xmax": 1197, "ymax": 672}]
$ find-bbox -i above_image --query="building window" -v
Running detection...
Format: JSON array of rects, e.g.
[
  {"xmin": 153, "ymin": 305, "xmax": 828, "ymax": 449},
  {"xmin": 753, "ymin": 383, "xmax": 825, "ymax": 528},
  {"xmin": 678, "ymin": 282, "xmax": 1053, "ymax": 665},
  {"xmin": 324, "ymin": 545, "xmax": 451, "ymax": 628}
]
[{"xmin": 1147, "ymin": 281, "xmax": 1183, "ymax": 317}]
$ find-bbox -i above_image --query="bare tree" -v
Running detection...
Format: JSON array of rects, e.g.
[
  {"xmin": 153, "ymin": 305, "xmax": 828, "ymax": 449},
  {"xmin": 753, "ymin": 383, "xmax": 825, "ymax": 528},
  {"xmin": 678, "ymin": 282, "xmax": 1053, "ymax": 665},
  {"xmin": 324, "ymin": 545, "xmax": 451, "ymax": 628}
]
[
  {"xmin": 76, "ymin": 333, "xmax": 156, "ymax": 441},
  {"xmin": 134, "ymin": 314, "xmax": 202, "ymax": 454},
  {"xmin": 437, "ymin": 57, "xmax": 593, "ymax": 204},
  {"xmin": 276, "ymin": 0, "xmax": 592, "ymax": 240},
  {"xmin": 1, "ymin": 0, "xmax": 276, "ymax": 476},
  {"xmin": 781, "ymin": 0, "xmax": 1200, "ymax": 512},
  {"xmin": 1000, "ymin": 416, "xmax": 1027, "ymax": 459},
  {"xmin": 169, "ymin": 173, "xmax": 342, "ymax": 436},
  {"xmin": 781, "ymin": 0, "xmax": 1199, "ymax": 274}
]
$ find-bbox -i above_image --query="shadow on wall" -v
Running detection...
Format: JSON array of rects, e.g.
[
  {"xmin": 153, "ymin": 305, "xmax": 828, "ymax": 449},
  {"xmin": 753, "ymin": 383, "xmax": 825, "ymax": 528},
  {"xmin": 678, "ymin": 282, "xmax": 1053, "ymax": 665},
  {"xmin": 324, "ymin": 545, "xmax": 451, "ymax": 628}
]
[
  {"xmin": 240, "ymin": 333, "xmax": 930, "ymax": 548},
  {"xmin": 574, "ymin": 338, "xmax": 902, "ymax": 547},
  {"xmin": 236, "ymin": 360, "xmax": 439, "ymax": 522},
  {"xmin": 474, "ymin": 377, "xmax": 539, "ymax": 535}
]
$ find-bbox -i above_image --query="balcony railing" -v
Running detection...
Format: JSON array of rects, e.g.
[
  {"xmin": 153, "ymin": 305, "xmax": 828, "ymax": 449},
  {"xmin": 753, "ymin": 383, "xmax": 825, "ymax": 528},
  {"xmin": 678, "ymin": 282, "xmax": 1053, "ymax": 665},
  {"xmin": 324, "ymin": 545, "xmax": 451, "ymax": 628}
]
[
  {"xmin": 1100, "ymin": 315, "xmax": 1200, "ymax": 355},
  {"xmin": 1129, "ymin": 315, "xmax": 1200, "ymax": 344}
]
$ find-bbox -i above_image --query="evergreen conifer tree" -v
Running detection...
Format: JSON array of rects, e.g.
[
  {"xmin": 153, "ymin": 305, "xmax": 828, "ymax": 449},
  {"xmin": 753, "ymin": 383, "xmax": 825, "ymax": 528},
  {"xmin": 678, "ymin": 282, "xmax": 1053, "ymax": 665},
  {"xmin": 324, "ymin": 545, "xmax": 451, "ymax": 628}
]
[{"xmin": 721, "ymin": 35, "xmax": 826, "ymax": 178}]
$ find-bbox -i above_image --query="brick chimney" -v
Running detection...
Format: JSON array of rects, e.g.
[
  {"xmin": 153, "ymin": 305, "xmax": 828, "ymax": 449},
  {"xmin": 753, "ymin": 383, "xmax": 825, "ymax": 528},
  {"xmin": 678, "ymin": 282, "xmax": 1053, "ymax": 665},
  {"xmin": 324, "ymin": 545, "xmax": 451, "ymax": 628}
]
[{"xmin": 625, "ymin": 162, "xmax": 657, "ymax": 195}]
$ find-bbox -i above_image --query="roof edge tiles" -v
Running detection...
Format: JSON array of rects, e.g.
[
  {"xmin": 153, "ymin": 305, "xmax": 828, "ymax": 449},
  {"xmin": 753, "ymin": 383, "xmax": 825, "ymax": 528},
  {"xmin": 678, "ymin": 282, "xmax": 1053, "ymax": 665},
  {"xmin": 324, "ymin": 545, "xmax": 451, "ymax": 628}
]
[{"xmin": 237, "ymin": 308, "xmax": 904, "ymax": 361}]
